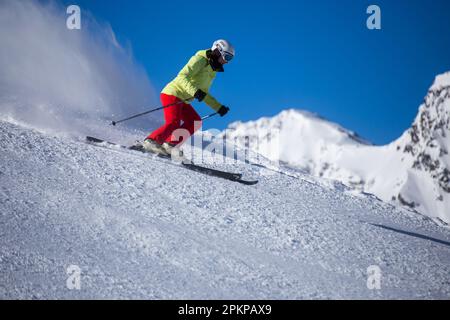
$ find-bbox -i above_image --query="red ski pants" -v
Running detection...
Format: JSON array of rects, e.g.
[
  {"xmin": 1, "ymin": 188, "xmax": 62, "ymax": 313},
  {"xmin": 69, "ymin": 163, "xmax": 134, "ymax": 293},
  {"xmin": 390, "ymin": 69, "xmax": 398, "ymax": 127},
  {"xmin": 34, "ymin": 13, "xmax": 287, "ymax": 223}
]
[{"xmin": 147, "ymin": 93, "xmax": 202, "ymax": 145}]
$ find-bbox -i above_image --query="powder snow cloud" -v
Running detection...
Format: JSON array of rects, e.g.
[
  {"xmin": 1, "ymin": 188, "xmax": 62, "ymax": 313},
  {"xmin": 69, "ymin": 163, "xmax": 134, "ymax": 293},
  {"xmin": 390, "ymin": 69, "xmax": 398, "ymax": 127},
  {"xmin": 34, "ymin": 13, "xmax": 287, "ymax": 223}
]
[{"xmin": 0, "ymin": 0, "xmax": 156, "ymax": 136}]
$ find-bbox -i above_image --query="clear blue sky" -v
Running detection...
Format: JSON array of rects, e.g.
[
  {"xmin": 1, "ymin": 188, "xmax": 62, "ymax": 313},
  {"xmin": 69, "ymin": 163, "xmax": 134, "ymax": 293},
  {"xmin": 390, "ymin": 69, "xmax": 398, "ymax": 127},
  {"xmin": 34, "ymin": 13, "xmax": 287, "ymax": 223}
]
[{"xmin": 65, "ymin": 0, "xmax": 450, "ymax": 144}]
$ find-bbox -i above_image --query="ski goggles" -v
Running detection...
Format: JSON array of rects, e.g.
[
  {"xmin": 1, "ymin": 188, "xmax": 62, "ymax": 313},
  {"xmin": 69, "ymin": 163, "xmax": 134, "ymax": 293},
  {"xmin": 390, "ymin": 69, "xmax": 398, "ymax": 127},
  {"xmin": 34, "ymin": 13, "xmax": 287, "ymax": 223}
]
[{"xmin": 222, "ymin": 51, "xmax": 234, "ymax": 62}]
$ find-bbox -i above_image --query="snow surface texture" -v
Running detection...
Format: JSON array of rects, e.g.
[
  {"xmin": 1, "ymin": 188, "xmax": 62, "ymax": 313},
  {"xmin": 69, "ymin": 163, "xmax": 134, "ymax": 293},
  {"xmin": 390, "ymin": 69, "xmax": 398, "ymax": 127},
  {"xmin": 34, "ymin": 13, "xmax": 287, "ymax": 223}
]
[
  {"xmin": 1, "ymin": 120, "xmax": 450, "ymax": 299},
  {"xmin": 222, "ymin": 72, "xmax": 450, "ymax": 225}
]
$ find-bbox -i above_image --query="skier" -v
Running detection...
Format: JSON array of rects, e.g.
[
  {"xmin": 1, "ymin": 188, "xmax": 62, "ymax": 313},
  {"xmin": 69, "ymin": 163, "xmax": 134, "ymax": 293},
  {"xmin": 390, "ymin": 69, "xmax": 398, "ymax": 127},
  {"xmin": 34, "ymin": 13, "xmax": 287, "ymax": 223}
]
[{"xmin": 141, "ymin": 39, "xmax": 234, "ymax": 156}]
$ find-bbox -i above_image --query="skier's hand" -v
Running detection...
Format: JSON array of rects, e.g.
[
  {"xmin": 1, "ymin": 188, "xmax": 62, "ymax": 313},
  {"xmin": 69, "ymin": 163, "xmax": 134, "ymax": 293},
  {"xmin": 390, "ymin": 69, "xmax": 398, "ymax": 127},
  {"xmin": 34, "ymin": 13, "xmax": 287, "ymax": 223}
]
[
  {"xmin": 218, "ymin": 106, "xmax": 229, "ymax": 117},
  {"xmin": 194, "ymin": 89, "xmax": 207, "ymax": 102}
]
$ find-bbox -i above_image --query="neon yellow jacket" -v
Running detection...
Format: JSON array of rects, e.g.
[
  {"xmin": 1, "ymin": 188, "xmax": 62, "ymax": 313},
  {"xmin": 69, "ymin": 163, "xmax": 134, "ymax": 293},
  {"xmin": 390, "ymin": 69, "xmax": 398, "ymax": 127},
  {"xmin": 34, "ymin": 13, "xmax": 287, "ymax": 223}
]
[{"xmin": 162, "ymin": 50, "xmax": 222, "ymax": 111}]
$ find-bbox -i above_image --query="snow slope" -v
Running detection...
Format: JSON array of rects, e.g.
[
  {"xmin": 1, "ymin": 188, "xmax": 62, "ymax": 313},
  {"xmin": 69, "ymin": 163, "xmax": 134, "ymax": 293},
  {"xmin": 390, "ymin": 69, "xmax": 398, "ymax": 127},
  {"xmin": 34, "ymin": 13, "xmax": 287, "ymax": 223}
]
[
  {"xmin": 1, "ymin": 120, "xmax": 450, "ymax": 299},
  {"xmin": 221, "ymin": 72, "xmax": 450, "ymax": 225}
]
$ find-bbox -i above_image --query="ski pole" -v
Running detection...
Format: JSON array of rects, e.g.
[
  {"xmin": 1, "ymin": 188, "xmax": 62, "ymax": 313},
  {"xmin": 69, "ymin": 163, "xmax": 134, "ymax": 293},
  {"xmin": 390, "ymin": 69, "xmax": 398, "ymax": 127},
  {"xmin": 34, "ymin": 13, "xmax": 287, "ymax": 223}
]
[
  {"xmin": 201, "ymin": 112, "xmax": 219, "ymax": 121},
  {"xmin": 110, "ymin": 98, "xmax": 192, "ymax": 126}
]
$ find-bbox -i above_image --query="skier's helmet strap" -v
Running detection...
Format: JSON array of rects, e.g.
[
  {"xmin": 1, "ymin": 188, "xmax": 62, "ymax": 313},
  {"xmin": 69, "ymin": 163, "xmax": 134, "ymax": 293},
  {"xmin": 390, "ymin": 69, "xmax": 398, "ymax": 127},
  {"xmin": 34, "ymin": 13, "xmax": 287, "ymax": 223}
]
[{"xmin": 212, "ymin": 39, "xmax": 235, "ymax": 62}]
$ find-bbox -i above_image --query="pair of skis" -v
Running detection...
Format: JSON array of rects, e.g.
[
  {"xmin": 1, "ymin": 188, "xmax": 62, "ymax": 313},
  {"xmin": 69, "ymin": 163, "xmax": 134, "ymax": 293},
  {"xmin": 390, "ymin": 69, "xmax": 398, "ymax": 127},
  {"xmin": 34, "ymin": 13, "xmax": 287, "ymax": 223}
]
[{"xmin": 85, "ymin": 136, "xmax": 258, "ymax": 185}]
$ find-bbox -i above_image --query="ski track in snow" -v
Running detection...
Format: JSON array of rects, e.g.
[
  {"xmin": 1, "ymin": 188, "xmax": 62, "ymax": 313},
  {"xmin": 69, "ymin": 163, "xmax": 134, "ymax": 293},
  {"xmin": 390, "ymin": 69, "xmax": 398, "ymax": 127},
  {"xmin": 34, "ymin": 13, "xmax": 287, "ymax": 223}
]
[{"xmin": 0, "ymin": 121, "xmax": 450, "ymax": 299}]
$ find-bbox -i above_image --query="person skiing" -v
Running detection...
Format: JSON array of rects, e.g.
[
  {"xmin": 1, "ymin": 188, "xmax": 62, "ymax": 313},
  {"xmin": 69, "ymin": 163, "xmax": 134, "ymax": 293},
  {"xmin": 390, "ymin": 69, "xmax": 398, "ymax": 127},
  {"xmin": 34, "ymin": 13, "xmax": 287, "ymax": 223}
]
[{"xmin": 141, "ymin": 39, "xmax": 234, "ymax": 156}]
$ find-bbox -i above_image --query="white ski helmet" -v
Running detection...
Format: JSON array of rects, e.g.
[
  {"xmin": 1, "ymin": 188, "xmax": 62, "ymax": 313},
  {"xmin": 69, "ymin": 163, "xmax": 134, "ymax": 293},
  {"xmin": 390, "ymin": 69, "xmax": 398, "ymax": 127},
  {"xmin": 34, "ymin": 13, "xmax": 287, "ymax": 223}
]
[{"xmin": 212, "ymin": 39, "xmax": 235, "ymax": 62}]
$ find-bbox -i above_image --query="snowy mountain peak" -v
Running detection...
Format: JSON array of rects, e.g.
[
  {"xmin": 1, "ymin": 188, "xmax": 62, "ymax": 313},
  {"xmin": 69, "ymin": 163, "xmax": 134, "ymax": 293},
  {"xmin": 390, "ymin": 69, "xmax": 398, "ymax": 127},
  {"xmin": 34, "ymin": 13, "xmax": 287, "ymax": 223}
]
[
  {"xmin": 396, "ymin": 73, "xmax": 450, "ymax": 197},
  {"xmin": 274, "ymin": 108, "xmax": 369, "ymax": 144},
  {"xmin": 430, "ymin": 71, "xmax": 450, "ymax": 91},
  {"xmin": 222, "ymin": 72, "xmax": 450, "ymax": 224},
  {"xmin": 400, "ymin": 75, "xmax": 450, "ymax": 159},
  {"xmin": 227, "ymin": 108, "xmax": 369, "ymax": 150}
]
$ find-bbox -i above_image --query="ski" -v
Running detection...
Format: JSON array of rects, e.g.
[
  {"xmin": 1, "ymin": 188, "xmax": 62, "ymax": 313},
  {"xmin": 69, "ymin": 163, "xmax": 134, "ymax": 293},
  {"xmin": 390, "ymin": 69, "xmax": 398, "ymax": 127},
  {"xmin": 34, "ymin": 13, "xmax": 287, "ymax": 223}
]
[
  {"xmin": 181, "ymin": 162, "xmax": 258, "ymax": 185},
  {"xmin": 86, "ymin": 136, "xmax": 258, "ymax": 185},
  {"xmin": 86, "ymin": 135, "xmax": 132, "ymax": 150},
  {"xmin": 86, "ymin": 136, "xmax": 171, "ymax": 159}
]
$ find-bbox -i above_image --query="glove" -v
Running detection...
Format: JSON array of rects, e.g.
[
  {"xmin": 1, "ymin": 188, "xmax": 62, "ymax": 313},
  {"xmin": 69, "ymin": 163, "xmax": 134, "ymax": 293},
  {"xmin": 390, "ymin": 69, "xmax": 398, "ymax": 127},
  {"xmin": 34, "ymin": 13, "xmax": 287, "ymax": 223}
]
[
  {"xmin": 194, "ymin": 89, "xmax": 207, "ymax": 102},
  {"xmin": 217, "ymin": 106, "xmax": 230, "ymax": 117}
]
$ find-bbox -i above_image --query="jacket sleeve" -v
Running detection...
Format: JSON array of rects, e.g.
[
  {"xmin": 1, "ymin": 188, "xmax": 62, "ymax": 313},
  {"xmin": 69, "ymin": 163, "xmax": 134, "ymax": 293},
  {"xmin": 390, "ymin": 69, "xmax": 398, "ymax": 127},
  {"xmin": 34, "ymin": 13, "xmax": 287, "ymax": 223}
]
[
  {"xmin": 178, "ymin": 54, "xmax": 223, "ymax": 112},
  {"xmin": 203, "ymin": 94, "xmax": 222, "ymax": 112},
  {"xmin": 177, "ymin": 55, "xmax": 206, "ymax": 98}
]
